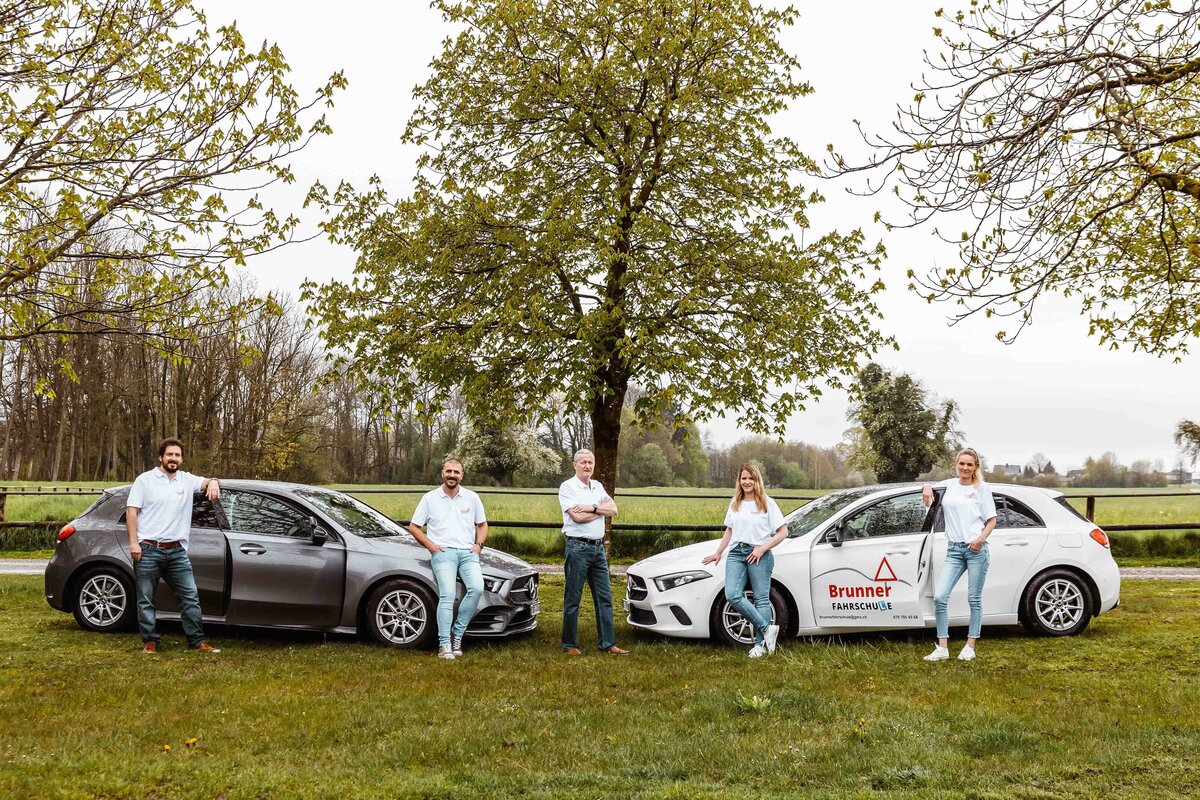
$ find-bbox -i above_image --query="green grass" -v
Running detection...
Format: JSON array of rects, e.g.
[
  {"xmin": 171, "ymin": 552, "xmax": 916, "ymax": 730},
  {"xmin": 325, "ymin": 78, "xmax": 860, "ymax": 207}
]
[{"xmin": 1, "ymin": 575, "xmax": 1198, "ymax": 798}]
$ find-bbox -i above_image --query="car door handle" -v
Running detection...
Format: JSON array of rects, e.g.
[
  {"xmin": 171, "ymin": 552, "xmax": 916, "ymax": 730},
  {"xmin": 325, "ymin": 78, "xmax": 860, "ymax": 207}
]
[
  {"xmin": 885, "ymin": 549, "xmax": 911, "ymax": 555},
  {"xmin": 1004, "ymin": 541, "xmax": 1030, "ymax": 547},
  {"xmin": 239, "ymin": 544, "xmax": 267, "ymax": 555}
]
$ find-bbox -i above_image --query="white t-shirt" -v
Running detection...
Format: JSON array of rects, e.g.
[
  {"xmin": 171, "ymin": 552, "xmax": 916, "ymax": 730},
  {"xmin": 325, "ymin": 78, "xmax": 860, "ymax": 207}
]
[
  {"xmin": 411, "ymin": 487, "xmax": 487, "ymax": 549},
  {"xmin": 127, "ymin": 468, "xmax": 206, "ymax": 547},
  {"xmin": 938, "ymin": 479, "xmax": 997, "ymax": 543},
  {"xmin": 559, "ymin": 476, "xmax": 611, "ymax": 540},
  {"xmin": 723, "ymin": 497, "xmax": 786, "ymax": 547}
]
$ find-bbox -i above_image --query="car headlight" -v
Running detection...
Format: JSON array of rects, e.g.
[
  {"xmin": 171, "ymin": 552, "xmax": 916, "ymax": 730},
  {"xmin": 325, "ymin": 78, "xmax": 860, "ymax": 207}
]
[
  {"xmin": 482, "ymin": 576, "xmax": 504, "ymax": 593},
  {"xmin": 653, "ymin": 571, "xmax": 712, "ymax": 592}
]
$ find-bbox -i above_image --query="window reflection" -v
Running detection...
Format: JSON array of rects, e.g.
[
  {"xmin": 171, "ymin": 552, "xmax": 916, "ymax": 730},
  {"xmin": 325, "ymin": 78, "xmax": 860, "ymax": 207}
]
[{"xmin": 224, "ymin": 491, "xmax": 306, "ymax": 537}]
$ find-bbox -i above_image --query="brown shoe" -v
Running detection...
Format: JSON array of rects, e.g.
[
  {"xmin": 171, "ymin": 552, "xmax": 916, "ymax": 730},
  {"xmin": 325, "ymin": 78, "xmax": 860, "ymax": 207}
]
[
  {"xmin": 192, "ymin": 642, "xmax": 221, "ymax": 653},
  {"xmin": 605, "ymin": 646, "xmax": 630, "ymax": 655},
  {"xmin": 141, "ymin": 642, "xmax": 158, "ymax": 654},
  {"xmin": 562, "ymin": 647, "xmax": 583, "ymax": 656}
]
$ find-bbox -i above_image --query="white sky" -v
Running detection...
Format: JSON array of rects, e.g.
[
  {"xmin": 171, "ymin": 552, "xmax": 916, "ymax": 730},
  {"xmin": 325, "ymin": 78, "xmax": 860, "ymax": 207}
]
[{"xmin": 198, "ymin": 1, "xmax": 1198, "ymax": 473}]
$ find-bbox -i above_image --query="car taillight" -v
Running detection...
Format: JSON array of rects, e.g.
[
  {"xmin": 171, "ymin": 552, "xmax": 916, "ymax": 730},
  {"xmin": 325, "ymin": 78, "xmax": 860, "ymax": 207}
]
[
  {"xmin": 1089, "ymin": 528, "xmax": 1109, "ymax": 548},
  {"xmin": 56, "ymin": 524, "xmax": 76, "ymax": 543}
]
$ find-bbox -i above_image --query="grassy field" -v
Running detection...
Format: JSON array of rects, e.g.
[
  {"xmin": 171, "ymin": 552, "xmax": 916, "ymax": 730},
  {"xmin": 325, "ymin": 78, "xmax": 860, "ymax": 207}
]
[
  {"xmin": 4, "ymin": 482, "xmax": 1200, "ymax": 563},
  {"xmin": 0, "ymin": 574, "xmax": 1197, "ymax": 799}
]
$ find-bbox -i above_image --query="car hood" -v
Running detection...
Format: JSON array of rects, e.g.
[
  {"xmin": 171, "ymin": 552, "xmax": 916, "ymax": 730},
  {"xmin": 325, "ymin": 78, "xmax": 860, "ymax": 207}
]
[
  {"xmin": 630, "ymin": 539, "xmax": 722, "ymax": 576},
  {"xmin": 361, "ymin": 536, "xmax": 536, "ymax": 578}
]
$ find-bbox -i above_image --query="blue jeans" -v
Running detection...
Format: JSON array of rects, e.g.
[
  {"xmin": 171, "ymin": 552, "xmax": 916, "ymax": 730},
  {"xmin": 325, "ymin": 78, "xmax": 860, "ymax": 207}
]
[
  {"xmin": 934, "ymin": 541, "xmax": 990, "ymax": 639},
  {"xmin": 562, "ymin": 538, "xmax": 616, "ymax": 651},
  {"xmin": 430, "ymin": 548, "xmax": 484, "ymax": 648},
  {"xmin": 724, "ymin": 543, "xmax": 774, "ymax": 645},
  {"xmin": 135, "ymin": 545, "xmax": 205, "ymax": 646}
]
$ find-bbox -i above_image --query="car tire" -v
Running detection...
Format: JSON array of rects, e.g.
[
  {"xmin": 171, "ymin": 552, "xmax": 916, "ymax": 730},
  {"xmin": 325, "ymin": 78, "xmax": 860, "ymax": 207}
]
[
  {"xmin": 1021, "ymin": 569, "xmax": 1093, "ymax": 637},
  {"xmin": 71, "ymin": 567, "xmax": 136, "ymax": 633},
  {"xmin": 710, "ymin": 585, "xmax": 791, "ymax": 647},
  {"xmin": 364, "ymin": 579, "xmax": 438, "ymax": 649}
]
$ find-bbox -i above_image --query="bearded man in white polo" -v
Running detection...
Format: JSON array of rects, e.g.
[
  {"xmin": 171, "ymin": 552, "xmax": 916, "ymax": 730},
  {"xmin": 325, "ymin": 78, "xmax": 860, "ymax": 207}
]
[{"xmin": 408, "ymin": 458, "xmax": 489, "ymax": 660}]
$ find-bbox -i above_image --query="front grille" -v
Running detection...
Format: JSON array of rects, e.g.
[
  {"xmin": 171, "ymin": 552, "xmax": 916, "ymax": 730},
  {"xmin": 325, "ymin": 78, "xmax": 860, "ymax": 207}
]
[
  {"xmin": 629, "ymin": 606, "xmax": 656, "ymax": 625},
  {"xmin": 627, "ymin": 573, "xmax": 648, "ymax": 601},
  {"xmin": 509, "ymin": 573, "xmax": 539, "ymax": 604}
]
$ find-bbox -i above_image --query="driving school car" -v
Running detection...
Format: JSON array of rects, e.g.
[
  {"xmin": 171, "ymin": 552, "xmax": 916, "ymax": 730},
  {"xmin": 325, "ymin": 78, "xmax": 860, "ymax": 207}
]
[
  {"xmin": 45, "ymin": 480, "xmax": 540, "ymax": 648},
  {"xmin": 624, "ymin": 483, "xmax": 1119, "ymax": 645}
]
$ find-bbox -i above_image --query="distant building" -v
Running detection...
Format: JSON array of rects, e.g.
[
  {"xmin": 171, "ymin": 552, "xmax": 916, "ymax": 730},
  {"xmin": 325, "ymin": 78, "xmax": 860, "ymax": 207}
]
[
  {"xmin": 996, "ymin": 463, "xmax": 1023, "ymax": 477},
  {"xmin": 1168, "ymin": 469, "xmax": 1194, "ymax": 485}
]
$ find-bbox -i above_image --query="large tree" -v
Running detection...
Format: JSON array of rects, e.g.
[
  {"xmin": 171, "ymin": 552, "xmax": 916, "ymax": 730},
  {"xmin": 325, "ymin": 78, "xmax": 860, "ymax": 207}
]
[
  {"xmin": 308, "ymin": 0, "xmax": 889, "ymax": 497},
  {"xmin": 840, "ymin": 0, "xmax": 1200, "ymax": 356},
  {"xmin": 1, "ymin": 0, "xmax": 344, "ymax": 346},
  {"xmin": 845, "ymin": 363, "xmax": 960, "ymax": 483}
]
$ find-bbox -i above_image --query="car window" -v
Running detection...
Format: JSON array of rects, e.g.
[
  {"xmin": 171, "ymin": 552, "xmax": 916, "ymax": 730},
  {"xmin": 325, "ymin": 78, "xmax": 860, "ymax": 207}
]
[
  {"xmin": 996, "ymin": 496, "xmax": 1043, "ymax": 528},
  {"xmin": 294, "ymin": 488, "xmax": 410, "ymax": 539},
  {"xmin": 785, "ymin": 488, "xmax": 878, "ymax": 538},
  {"xmin": 841, "ymin": 492, "xmax": 928, "ymax": 540},
  {"xmin": 223, "ymin": 490, "xmax": 309, "ymax": 537},
  {"xmin": 192, "ymin": 497, "xmax": 221, "ymax": 528}
]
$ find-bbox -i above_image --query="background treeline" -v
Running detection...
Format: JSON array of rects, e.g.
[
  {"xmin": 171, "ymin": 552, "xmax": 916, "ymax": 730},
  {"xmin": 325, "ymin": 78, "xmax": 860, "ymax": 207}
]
[{"xmin": 0, "ymin": 283, "xmax": 857, "ymax": 489}]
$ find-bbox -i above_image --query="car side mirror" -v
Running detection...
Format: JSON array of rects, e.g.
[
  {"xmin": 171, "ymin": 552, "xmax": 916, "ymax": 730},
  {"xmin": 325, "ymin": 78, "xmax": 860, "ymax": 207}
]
[
  {"xmin": 302, "ymin": 516, "xmax": 327, "ymax": 547},
  {"xmin": 828, "ymin": 525, "xmax": 843, "ymax": 548}
]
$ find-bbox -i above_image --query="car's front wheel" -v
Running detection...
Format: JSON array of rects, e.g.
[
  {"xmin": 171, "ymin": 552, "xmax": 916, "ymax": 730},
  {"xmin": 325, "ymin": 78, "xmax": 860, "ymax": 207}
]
[
  {"xmin": 710, "ymin": 585, "xmax": 791, "ymax": 647},
  {"xmin": 364, "ymin": 579, "xmax": 438, "ymax": 649},
  {"xmin": 72, "ymin": 567, "xmax": 136, "ymax": 632},
  {"xmin": 1021, "ymin": 569, "xmax": 1093, "ymax": 636}
]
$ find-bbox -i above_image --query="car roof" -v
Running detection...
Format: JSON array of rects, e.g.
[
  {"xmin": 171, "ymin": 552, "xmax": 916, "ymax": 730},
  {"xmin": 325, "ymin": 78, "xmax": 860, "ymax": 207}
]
[
  {"xmin": 104, "ymin": 479, "xmax": 326, "ymax": 495},
  {"xmin": 837, "ymin": 482, "xmax": 1064, "ymax": 502}
]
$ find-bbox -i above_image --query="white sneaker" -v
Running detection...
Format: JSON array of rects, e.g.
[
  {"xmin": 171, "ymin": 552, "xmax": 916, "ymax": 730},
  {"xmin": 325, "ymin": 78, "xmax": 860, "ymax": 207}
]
[
  {"xmin": 438, "ymin": 646, "xmax": 456, "ymax": 660},
  {"xmin": 763, "ymin": 625, "xmax": 781, "ymax": 655},
  {"xmin": 451, "ymin": 636, "xmax": 463, "ymax": 657},
  {"xmin": 958, "ymin": 645, "xmax": 976, "ymax": 661},
  {"xmin": 748, "ymin": 644, "xmax": 767, "ymax": 658},
  {"xmin": 923, "ymin": 645, "xmax": 950, "ymax": 662}
]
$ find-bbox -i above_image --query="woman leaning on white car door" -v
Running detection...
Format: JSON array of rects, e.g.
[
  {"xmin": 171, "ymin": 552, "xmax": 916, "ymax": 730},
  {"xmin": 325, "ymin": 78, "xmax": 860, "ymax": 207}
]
[
  {"xmin": 923, "ymin": 447, "xmax": 998, "ymax": 662},
  {"xmin": 702, "ymin": 463, "xmax": 789, "ymax": 658}
]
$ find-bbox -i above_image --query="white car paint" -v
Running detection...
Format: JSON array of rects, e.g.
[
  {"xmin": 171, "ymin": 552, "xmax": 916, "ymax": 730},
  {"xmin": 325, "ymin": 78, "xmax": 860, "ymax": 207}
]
[{"xmin": 624, "ymin": 484, "xmax": 1120, "ymax": 644}]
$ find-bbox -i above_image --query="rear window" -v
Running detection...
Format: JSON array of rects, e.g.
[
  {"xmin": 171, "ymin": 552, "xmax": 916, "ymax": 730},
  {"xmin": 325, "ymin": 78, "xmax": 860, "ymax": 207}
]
[{"xmin": 1056, "ymin": 497, "xmax": 1091, "ymax": 523}]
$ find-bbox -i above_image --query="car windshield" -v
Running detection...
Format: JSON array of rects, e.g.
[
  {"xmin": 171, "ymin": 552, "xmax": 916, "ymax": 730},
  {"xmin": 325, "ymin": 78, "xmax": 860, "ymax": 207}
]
[
  {"xmin": 785, "ymin": 488, "xmax": 879, "ymax": 538},
  {"xmin": 294, "ymin": 489, "xmax": 409, "ymax": 539}
]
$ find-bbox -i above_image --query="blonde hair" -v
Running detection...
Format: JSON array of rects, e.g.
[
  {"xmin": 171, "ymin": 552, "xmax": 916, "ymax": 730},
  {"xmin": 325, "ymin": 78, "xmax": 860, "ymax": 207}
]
[
  {"xmin": 955, "ymin": 448, "xmax": 982, "ymax": 486},
  {"xmin": 731, "ymin": 463, "xmax": 768, "ymax": 513}
]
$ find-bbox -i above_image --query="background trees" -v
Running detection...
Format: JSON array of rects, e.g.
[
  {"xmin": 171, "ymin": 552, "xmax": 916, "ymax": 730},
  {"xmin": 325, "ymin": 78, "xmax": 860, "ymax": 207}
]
[
  {"xmin": 846, "ymin": 0, "xmax": 1200, "ymax": 356},
  {"xmin": 1, "ymin": 0, "xmax": 343, "ymax": 350},
  {"xmin": 845, "ymin": 363, "xmax": 960, "ymax": 482},
  {"xmin": 306, "ymin": 0, "xmax": 889, "ymax": 497}
]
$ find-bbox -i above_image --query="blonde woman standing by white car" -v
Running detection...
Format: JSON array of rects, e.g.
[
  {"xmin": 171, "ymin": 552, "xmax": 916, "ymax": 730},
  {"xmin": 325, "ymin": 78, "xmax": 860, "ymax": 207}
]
[
  {"xmin": 702, "ymin": 464, "xmax": 788, "ymax": 658},
  {"xmin": 922, "ymin": 447, "xmax": 997, "ymax": 662}
]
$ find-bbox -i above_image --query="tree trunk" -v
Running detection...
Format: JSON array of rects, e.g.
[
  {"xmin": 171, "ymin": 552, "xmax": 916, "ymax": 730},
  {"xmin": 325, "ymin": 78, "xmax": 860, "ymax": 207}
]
[{"xmin": 589, "ymin": 390, "xmax": 626, "ymax": 543}]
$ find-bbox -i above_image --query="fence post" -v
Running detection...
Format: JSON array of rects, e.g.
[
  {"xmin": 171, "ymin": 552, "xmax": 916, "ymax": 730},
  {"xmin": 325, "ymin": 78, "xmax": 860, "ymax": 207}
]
[
  {"xmin": 0, "ymin": 492, "xmax": 5, "ymax": 523},
  {"xmin": 1085, "ymin": 495, "xmax": 1095, "ymax": 522}
]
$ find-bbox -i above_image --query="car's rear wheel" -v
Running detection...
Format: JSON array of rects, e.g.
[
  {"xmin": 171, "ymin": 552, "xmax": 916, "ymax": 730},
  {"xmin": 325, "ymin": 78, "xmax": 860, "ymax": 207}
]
[
  {"xmin": 1021, "ymin": 569, "xmax": 1093, "ymax": 636},
  {"xmin": 364, "ymin": 579, "xmax": 438, "ymax": 649},
  {"xmin": 72, "ymin": 567, "xmax": 136, "ymax": 632},
  {"xmin": 710, "ymin": 585, "xmax": 791, "ymax": 647}
]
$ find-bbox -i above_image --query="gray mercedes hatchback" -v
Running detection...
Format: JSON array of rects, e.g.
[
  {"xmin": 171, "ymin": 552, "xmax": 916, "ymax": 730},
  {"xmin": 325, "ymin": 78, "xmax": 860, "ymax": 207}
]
[{"xmin": 45, "ymin": 480, "xmax": 540, "ymax": 648}]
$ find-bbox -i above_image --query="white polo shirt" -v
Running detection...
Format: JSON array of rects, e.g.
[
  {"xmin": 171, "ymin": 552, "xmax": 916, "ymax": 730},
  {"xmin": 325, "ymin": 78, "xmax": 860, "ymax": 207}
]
[
  {"xmin": 724, "ymin": 497, "xmax": 786, "ymax": 547},
  {"xmin": 126, "ymin": 468, "xmax": 206, "ymax": 547},
  {"xmin": 411, "ymin": 486, "xmax": 487, "ymax": 549},
  {"xmin": 559, "ymin": 476, "xmax": 611, "ymax": 540}
]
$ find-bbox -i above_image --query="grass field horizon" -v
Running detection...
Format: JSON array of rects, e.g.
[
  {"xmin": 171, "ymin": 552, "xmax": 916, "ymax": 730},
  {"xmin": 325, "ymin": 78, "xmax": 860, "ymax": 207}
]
[{"xmin": 1, "ymin": 574, "xmax": 1197, "ymax": 798}]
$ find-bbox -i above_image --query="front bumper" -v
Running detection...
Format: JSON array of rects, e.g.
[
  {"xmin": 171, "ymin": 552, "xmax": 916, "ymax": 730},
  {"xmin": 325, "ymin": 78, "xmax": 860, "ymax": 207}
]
[
  {"xmin": 622, "ymin": 570, "xmax": 713, "ymax": 639},
  {"xmin": 467, "ymin": 572, "xmax": 540, "ymax": 637}
]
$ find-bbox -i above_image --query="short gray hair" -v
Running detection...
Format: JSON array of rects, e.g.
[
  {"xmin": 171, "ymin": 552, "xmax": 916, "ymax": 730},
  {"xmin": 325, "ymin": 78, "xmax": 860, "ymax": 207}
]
[{"xmin": 572, "ymin": 449, "xmax": 594, "ymax": 463}]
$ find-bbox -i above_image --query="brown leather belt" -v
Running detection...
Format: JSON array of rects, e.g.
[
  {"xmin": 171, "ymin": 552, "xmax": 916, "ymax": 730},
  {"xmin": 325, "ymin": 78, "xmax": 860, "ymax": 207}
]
[{"xmin": 140, "ymin": 540, "xmax": 182, "ymax": 549}]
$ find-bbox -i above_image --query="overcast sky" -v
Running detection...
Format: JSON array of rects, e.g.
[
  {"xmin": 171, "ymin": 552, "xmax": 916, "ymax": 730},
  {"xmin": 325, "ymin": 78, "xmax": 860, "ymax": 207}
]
[{"xmin": 198, "ymin": 1, "xmax": 1198, "ymax": 473}]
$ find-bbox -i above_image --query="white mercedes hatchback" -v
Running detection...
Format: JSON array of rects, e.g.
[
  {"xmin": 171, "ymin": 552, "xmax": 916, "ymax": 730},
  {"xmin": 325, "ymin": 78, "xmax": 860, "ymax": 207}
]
[{"xmin": 624, "ymin": 484, "xmax": 1120, "ymax": 645}]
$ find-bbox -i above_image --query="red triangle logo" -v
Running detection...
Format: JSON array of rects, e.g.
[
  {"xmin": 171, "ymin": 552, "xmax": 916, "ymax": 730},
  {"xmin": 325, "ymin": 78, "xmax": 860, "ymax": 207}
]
[{"xmin": 874, "ymin": 556, "xmax": 897, "ymax": 582}]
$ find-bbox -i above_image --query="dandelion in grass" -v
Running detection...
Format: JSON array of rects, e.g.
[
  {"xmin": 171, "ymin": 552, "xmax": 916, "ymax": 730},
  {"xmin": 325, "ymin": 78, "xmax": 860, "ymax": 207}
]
[{"xmin": 735, "ymin": 691, "xmax": 772, "ymax": 714}]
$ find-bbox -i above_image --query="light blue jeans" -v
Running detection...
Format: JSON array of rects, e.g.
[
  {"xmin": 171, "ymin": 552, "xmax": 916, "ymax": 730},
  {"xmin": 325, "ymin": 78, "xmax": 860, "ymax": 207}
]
[
  {"xmin": 135, "ymin": 545, "xmax": 205, "ymax": 647},
  {"xmin": 934, "ymin": 541, "xmax": 990, "ymax": 639},
  {"xmin": 724, "ymin": 543, "xmax": 774, "ymax": 646},
  {"xmin": 430, "ymin": 548, "xmax": 484, "ymax": 648}
]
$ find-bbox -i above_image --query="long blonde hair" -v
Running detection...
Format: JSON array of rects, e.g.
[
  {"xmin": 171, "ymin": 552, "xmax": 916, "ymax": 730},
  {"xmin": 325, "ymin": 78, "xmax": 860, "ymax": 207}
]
[
  {"xmin": 731, "ymin": 463, "xmax": 768, "ymax": 513},
  {"xmin": 956, "ymin": 448, "xmax": 983, "ymax": 486}
]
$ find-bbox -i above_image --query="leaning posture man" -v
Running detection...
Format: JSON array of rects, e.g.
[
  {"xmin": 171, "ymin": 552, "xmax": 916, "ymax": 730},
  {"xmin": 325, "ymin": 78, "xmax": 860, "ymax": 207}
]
[
  {"xmin": 408, "ymin": 458, "xmax": 488, "ymax": 660},
  {"xmin": 559, "ymin": 449, "xmax": 629, "ymax": 655},
  {"xmin": 126, "ymin": 438, "xmax": 221, "ymax": 653}
]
